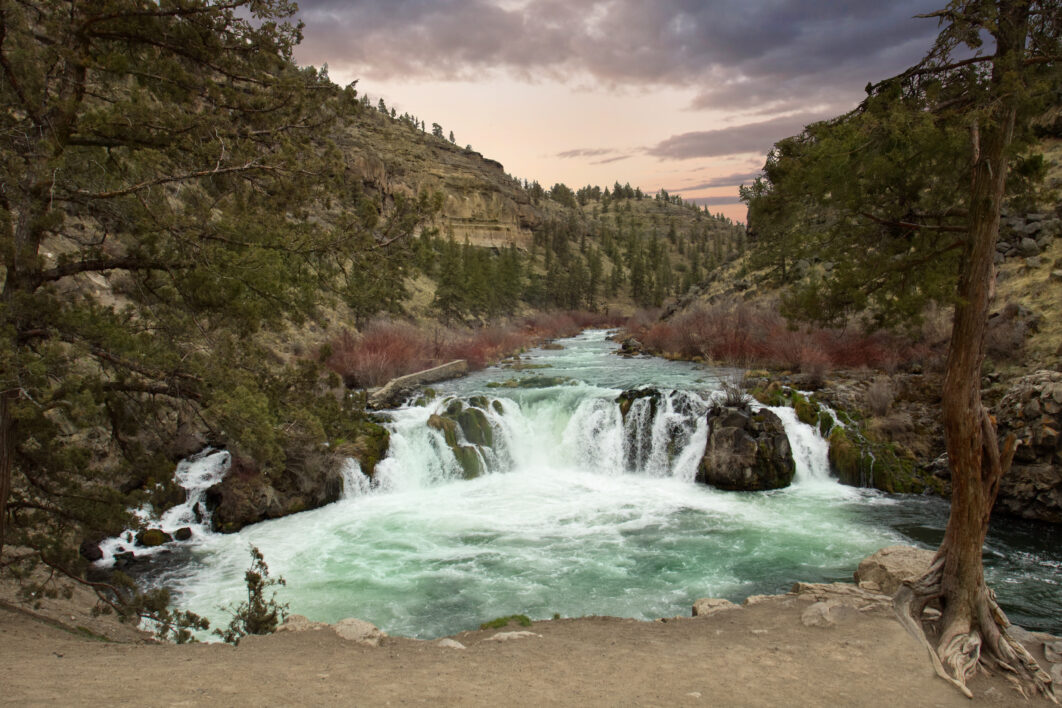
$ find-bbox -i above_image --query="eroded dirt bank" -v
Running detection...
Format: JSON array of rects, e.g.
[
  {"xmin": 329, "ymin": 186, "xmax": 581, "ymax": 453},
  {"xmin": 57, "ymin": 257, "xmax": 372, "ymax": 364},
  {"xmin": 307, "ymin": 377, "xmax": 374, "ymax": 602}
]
[{"xmin": 1, "ymin": 585, "xmax": 1056, "ymax": 707}]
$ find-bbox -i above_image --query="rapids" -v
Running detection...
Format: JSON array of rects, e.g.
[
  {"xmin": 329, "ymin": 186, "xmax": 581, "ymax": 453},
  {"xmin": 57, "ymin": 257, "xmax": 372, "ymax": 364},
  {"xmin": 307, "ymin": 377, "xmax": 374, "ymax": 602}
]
[{"xmin": 141, "ymin": 330, "xmax": 1061, "ymax": 639}]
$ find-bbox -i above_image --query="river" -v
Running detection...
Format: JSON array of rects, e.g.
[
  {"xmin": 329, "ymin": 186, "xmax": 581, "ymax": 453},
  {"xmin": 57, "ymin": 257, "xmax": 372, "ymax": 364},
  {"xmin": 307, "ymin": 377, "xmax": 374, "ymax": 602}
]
[{"xmin": 134, "ymin": 330, "xmax": 1061, "ymax": 639}]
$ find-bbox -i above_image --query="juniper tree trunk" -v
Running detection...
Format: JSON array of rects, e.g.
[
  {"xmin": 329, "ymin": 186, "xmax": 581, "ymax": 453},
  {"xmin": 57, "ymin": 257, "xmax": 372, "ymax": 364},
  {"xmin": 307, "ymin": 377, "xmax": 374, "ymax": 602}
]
[{"xmin": 0, "ymin": 391, "xmax": 12, "ymax": 557}]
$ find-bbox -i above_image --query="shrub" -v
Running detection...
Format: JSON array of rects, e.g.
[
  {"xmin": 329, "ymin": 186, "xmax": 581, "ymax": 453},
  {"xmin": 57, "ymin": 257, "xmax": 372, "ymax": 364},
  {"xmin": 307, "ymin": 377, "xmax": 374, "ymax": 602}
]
[
  {"xmin": 480, "ymin": 614, "xmax": 532, "ymax": 629},
  {"xmin": 215, "ymin": 546, "xmax": 289, "ymax": 645},
  {"xmin": 865, "ymin": 377, "xmax": 896, "ymax": 417}
]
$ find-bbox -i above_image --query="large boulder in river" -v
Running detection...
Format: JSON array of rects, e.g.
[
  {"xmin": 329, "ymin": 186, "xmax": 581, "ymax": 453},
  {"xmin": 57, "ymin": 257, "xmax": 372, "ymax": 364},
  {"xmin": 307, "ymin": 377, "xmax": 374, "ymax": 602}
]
[
  {"xmin": 696, "ymin": 405, "xmax": 795, "ymax": 491},
  {"xmin": 205, "ymin": 451, "xmax": 344, "ymax": 534}
]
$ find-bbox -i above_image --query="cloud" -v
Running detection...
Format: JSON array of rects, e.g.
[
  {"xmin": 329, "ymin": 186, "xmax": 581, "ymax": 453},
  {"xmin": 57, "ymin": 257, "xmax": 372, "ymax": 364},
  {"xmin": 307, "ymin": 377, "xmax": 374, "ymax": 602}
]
[
  {"xmin": 668, "ymin": 171, "xmax": 764, "ymax": 192},
  {"xmin": 294, "ymin": 0, "xmax": 942, "ymax": 110},
  {"xmin": 686, "ymin": 196, "xmax": 745, "ymax": 207},
  {"xmin": 648, "ymin": 112, "xmax": 828, "ymax": 160},
  {"xmin": 592, "ymin": 154, "xmax": 632, "ymax": 165},
  {"xmin": 556, "ymin": 148, "xmax": 618, "ymax": 159}
]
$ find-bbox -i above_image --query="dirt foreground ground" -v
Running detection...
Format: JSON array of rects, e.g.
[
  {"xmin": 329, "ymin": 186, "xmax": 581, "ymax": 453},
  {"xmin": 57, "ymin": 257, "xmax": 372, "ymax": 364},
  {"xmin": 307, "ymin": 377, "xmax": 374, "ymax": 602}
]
[{"xmin": 1, "ymin": 579, "xmax": 1058, "ymax": 707}]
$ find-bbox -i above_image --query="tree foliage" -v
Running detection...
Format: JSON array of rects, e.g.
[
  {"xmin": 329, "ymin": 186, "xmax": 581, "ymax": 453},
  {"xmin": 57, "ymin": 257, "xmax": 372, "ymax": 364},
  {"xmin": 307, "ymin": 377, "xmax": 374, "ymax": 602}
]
[
  {"xmin": 214, "ymin": 545, "xmax": 288, "ymax": 645},
  {"xmin": 743, "ymin": 1, "xmax": 1059, "ymax": 699},
  {"xmin": 0, "ymin": 0, "xmax": 430, "ymax": 601}
]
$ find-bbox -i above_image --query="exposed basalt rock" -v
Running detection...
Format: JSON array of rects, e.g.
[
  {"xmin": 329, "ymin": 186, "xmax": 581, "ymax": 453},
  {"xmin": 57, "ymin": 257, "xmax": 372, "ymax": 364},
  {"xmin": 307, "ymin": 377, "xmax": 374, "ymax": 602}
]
[
  {"xmin": 427, "ymin": 410, "xmax": 484, "ymax": 479},
  {"xmin": 619, "ymin": 337, "xmax": 643, "ymax": 356},
  {"xmin": 696, "ymin": 404, "xmax": 795, "ymax": 491},
  {"xmin": 135, "ymin": 528, "xmax": 172, "ymax": 547},
  {"xmin": 995, "ymin": 370, "xmax": 1062, "ymax": 523},
  {"xmin": 487, "ymin": 375, "xmax": 571, "ymax": 389},
  {"xmin": 333, "ymin": 418, "xmax": 391, "ymax": 479},
  {"xmin": 616, "ymin": 387, "xmax": 662, "ymax": 420},
  {"xmin": 205, "ymin": 452, "xmax": 344, "ymax": 534}
]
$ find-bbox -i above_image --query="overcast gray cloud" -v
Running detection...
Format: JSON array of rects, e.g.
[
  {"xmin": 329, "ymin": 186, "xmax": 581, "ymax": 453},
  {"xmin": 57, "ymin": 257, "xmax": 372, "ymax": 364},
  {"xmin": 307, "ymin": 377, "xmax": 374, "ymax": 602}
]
[
  {"xmin": 648, "ymin": 112, "xmax": 829, "ymax": 160},
  {"xmin": 556, "ymin": 148, "xmax": 619, "ymax": 159},
  {"xmin": 686, "ymin": 195, "xmax": 745, "ymax": 207},
  {"xmin": 667, "ymin": 170, "xmax": 764, "ymax": 192},
  {"xmin": 295, "ymin": 0, "xmax": 941, "ymax": 109}
]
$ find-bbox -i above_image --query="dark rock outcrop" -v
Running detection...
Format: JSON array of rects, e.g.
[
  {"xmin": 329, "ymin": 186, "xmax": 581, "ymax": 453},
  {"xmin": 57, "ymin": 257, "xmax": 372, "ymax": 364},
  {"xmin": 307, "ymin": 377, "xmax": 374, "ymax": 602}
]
[
  {"xmin": 616, "ymin": 387, "xmax": 662, "ymax": 420},
  {"xmin": 995, "ymin": 370, "xmax": 1062, "ymax": 523},
  {"xmin": 427, "ymin": 398, "xmax": 493, "ymax": 479},
  {"xmin": 205, "ymin": 452, "xmax": 344, "ymax": 534},
  {"xmin": 696, "ymin": 404, "xmax": 795, "ymax": 491}
]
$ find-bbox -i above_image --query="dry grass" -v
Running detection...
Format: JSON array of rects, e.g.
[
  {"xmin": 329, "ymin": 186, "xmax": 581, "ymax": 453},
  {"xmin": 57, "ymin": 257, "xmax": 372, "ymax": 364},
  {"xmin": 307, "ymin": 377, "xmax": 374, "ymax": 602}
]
[{"xmin": 995, "ymin": 237, "xmax": 1062, "ymax": 366}]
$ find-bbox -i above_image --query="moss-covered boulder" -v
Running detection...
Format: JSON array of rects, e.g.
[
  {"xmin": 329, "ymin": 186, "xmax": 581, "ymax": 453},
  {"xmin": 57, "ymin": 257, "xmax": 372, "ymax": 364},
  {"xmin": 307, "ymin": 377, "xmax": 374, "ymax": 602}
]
[
  {"xmin": 817, "ymin": 410, "xmax": 836, "ymax": 437},
  {"xmin": 428, "ymin": 414, "xmax": 484, "ymax": 479},
  {"xmin": 828, "ymin": 428, "xmax": 867, "ymax": 486},
  {"xmin": 457, "ymin": 406, "xmax": 493, "ymax": 447},
  {"xmin": 696, "ymin": 405, "xmax": 795, "ymax": 491},
  {"xmin": 791, "ymin": 392, "xmax": 819, "ymax": 426},
  {"xmin": 828, "ymin": 426, "xmax": 944, "ymax": 494},
  {"xmin": 616, "ymin": 388, "xmax": 663, "ymax": 420},
  {"xmin": 751, "ymin": 381, "xmax": 787, "ymax": 407},
  {"xmin": 428, "ymin": 414, "xmax": 460, "ymax": 448},
  {"xmin": 135, "ymin": 528, "xmax": 172, "ymax": 547},
  {"xmin": 335, "ymin": 419, "xmax": 391, "ymax": 478}
]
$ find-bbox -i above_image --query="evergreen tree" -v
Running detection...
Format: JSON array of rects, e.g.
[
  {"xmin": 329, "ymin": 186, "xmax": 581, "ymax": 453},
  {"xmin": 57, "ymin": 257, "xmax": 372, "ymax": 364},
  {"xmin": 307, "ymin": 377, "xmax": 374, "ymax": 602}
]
[
  {"xmin": 0, "ymin": 0, "xmax": 425, "ymax": 593},
  {"xmin": 742, "ymin": 2, "xmax": 1058, "ymax": 697}
]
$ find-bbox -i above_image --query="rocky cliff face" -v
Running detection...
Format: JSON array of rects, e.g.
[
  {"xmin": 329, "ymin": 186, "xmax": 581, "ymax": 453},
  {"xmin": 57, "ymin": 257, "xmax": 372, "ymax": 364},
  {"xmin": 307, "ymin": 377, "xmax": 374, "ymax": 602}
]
[
  {"xmin": 337, "ymin": 110, "xmax": 560, "ymax": 250},
  {"xmin": 996, "ymin": 370, "xmax": 1062, "ymax": 523}
]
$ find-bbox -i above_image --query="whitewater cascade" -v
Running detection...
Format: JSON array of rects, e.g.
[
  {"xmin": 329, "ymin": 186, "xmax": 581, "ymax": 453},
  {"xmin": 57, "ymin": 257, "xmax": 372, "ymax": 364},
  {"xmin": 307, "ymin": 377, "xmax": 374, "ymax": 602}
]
[
  {"xmin": 107, "ymin": 330, "xmax": 1061, "ymax": 641},
  {"xmin": 367, "ymin": 388, "xmax": 832, "ymax": 494},
  {"xmin": 98, "ymin": 450, "xmax": 231, "ymax": 565}
]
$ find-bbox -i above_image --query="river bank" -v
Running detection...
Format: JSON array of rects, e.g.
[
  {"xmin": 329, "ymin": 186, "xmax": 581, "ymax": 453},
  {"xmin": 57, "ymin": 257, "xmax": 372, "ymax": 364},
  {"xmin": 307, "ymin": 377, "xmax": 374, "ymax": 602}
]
[{"xmin": 1, "ymin": 573, "xmax": 1057, "ymax": 707}]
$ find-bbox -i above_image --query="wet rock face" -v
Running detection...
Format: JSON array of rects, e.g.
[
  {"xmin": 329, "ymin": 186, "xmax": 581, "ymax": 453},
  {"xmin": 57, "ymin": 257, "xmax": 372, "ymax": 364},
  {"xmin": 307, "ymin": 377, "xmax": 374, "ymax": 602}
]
[
  {"xmin": 696, "ymin": 404, "xmax": 795, "ymax": 491},
  {"xmin": 205, "ymin": 452, "xmax": 344, "ymax": 534},
  {"xmin": 996, "ymin": 370, "xmax": 1062, "ymax": 523},
  {"xmin": 426, "ymin": 398, "xmax": 494, "ymax": 479}
]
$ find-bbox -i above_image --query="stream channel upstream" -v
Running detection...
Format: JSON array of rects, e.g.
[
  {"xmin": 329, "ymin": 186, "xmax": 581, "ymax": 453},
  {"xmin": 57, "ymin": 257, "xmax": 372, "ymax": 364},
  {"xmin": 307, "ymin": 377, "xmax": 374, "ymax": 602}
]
[{"xmin": 123, "ymin": 330, "xmax": 1061, "ymax": 639}]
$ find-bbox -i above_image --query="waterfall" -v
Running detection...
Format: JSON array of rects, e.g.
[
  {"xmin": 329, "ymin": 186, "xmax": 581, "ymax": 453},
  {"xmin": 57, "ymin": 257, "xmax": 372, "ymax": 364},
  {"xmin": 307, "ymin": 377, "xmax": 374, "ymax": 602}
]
[
  {"xmin": 132, "ymin": 330, "xmax": 1060, "ymax": 642},
  {"xmin": 370, "ymin": 387, "xmax": 830, "ymax": 490},
  {"xmin": 767, "ymin": 406, "xmax": 834, "ymax": 486},
  {"xmin": 96, "ymin": 449, "xmax": 230, "ymax": 566}
]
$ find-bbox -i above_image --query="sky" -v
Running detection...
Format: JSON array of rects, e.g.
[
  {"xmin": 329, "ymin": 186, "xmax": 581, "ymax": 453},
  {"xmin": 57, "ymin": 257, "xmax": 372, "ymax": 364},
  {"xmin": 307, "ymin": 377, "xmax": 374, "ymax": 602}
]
[{"xmin": 292, "ymin": 0, "xmax": 945, "ymax": 223}]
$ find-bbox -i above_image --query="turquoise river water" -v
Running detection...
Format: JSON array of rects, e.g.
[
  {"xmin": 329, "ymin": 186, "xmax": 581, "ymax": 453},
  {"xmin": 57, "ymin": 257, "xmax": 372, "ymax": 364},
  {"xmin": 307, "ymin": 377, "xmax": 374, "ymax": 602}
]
[{"xmin": 121, "ymin": 330, "xmax": 1061, "ymax": 639}]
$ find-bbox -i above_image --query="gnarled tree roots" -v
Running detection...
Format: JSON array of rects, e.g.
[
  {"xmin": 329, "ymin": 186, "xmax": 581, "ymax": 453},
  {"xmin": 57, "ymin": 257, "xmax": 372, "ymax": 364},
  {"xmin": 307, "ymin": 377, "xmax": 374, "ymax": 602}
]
[{"xmin": 894, "ymin": 554, "xmax": 1056, "ymax": 701}]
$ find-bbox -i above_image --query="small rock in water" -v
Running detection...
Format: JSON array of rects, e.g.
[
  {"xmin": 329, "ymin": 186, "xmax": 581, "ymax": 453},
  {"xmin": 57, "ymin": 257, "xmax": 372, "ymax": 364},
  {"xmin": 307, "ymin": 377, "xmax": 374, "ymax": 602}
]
[
  {"xmin": 174, "ymin": 527, "xmax": 193, "ymax": 541},
  {"xmin": 484, "ymin": 631, "xmax": 541, "ymax": 642},
  {"xmin": 436, "ymin": 638, "xmax": 466, "ymax": 650},
  {"xmin": 333, "ymin": 618, "xmax": 386, "ymax": 646},
  {"xmin": 135, "ymin": 528, "xmax": 172, "ymax": 547}
]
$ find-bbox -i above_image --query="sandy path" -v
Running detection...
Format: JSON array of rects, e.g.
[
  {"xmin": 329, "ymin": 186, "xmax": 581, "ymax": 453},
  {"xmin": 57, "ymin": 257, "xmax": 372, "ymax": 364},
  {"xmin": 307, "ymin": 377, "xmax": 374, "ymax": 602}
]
[{"xmin": 1, "ymin": 589, "xmax": 1055, "ymax": 707}]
